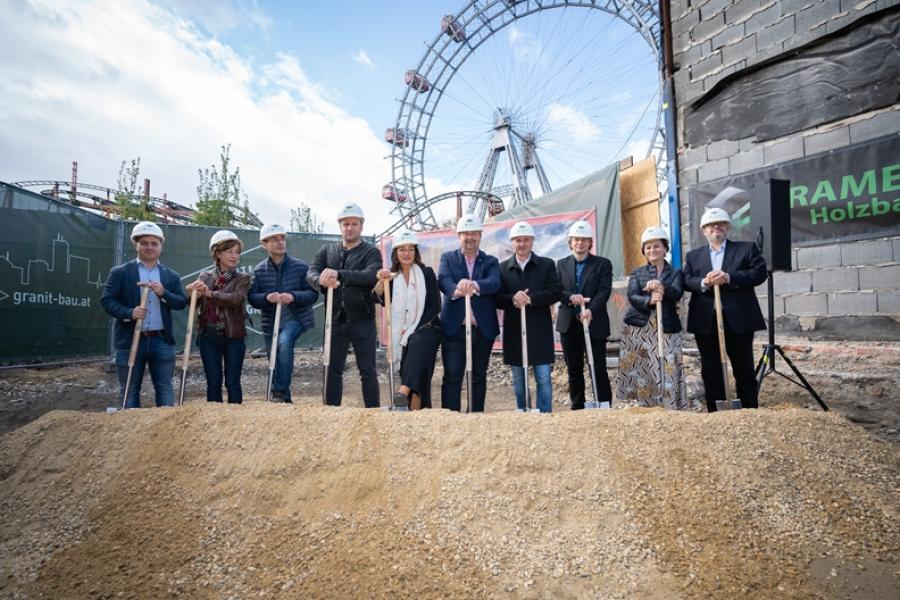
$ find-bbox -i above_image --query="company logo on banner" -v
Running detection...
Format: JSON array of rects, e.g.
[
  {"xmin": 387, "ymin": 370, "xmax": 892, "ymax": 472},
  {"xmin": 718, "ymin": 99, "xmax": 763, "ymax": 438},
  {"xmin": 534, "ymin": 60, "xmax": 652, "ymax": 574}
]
[
  {"xmin": 689, "ymin": 134, "xmax": 900, "ymax": 246},
  {"xmin": 380, "ymin": 208, "xmax": 597, "ymax": 351}
]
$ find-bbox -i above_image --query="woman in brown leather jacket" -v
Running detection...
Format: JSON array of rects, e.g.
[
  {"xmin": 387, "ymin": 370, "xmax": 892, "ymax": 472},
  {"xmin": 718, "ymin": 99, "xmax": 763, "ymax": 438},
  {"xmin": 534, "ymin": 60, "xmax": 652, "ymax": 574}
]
[{"xmin": 187, "ymin": 230, "xmax": 251, "ymax": 404}]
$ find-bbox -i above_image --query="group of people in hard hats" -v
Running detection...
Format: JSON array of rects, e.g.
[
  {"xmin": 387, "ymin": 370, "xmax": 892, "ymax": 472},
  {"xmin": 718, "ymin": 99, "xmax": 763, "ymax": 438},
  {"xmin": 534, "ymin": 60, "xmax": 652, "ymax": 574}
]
[{"xmin": 101, "ymin": 202, "xmax": 768, "ymax": 414}]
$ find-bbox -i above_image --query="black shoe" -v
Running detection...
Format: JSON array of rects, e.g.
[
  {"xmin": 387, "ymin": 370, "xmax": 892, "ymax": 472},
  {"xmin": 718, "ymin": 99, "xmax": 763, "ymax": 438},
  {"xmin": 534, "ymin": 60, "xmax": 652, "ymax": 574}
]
[
  {"xmin": 271, "ymin": 390, "xmax": 286, "ymax": 403},
  {"xmin": 393, "ymin": 392, "xmax": 409, "ymax": 409}
]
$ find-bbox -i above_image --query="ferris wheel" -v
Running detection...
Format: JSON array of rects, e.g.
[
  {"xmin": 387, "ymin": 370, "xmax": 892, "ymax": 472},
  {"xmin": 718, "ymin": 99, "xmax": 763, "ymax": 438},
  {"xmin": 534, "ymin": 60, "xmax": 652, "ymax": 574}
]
[{"xmin": 384, "ymin": 0, "xmax": 665, "ymax": 230}]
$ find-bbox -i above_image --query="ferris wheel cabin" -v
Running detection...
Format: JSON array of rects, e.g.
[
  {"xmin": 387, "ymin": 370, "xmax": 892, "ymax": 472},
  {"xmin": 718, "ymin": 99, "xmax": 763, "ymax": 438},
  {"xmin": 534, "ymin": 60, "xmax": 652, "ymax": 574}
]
[
  {"xmin": 384, "ymin": 128, "xmax": 409, "ymax": 147},
  {"xmin": 404, "ymin": 70, "xmax": 430, "ymax": 93},
  {"xmin": 441, "ymin": 15, "xmax": 466, "ymax": 42},
  {"xmin": 382, "ymin": 184, "xmax": 408, "ymax": 203}
]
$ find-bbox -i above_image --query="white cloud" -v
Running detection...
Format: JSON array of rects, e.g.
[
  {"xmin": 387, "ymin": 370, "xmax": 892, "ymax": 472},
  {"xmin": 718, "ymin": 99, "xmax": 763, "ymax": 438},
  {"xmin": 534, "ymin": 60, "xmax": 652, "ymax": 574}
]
[
  {"xmin": 0, "ymin": 0, "xmax": 393, "ymax": 233},
  {"xmin": 506, "ymin": 26, "xmax": 543, "ymax": 63},
  {"xmin": 544, "ymin": 103, "xmax": 602, "ymax": 144},
  {"xmin": 352, "ymin": 50, "xmax": 375, "ymax": 69},
  {"xmin": 626, "ymin": 137, "xmax": 653, "ymax": 162},
  {"xmin": 157, "ymin": 0, "xmax": 272, "ymax": 36}
]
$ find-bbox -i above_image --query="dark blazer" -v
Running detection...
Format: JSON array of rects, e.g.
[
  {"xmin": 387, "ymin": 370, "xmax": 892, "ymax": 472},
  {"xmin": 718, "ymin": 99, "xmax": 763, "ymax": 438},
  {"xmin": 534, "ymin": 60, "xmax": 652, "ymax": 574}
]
[
  {"xmin": 555, "ymin": 254, "xmax": 613, "ymax": 339},
  {"xmin": 248, "ymin": 255, "xmax": 318, "ymax": 334},
  {"xmin": 373, "ymin": 265, "xmax": 442, "ymax": 332},
  {"xmin": 438, "ymin": 249, "xmax": 501, "ymax": 339},
  {"xmin": 307, "ymin": 241, "xmax": 381, "ymax": 322},
  {"xmin": 624, "ymin": 262, "xmax": 684, "ymax": 333},
  {"xmin": 100, "ymin": 260, "xmax": 187, "ymax": 349},
  {"xmin": 197, "ymin": 271, "xmax": 251, "ymax": 339},
  {"xmin": 497, "ymin": 253, "xmax": 562, "ymax": 366},
  {"xmin": 683, "ymin": 240, "xmax": 767, "ymax": 335}
]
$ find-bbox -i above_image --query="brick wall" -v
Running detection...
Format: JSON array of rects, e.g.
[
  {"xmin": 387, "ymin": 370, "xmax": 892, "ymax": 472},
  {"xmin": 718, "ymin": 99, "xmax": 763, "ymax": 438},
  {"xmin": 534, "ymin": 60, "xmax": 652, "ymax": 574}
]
[{"xmin": 670, "ymin": 0, "xmax": 900, "ymax": 339}]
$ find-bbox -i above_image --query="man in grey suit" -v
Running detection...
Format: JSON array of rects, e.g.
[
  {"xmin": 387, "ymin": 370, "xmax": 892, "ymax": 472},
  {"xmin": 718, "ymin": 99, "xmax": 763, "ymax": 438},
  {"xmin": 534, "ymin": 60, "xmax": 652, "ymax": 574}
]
[{"xmin": 556, "ymin": 220, "xmax": 613, "ymax": 409}]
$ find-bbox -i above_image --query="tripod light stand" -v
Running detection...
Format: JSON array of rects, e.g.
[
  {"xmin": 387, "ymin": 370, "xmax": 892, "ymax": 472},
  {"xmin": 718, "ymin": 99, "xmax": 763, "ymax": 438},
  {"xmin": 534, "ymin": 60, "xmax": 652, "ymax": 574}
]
[{"xmin": 755, "ymin": 270, "xmax": 828, "ymax": 411}]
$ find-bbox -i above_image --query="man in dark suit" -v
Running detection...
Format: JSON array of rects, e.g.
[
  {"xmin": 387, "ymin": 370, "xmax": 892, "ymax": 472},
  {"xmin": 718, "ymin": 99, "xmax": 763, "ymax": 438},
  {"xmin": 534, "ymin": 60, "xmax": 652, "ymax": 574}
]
[
  {"xmin": 100, "ymin": 221, "xmax": 187, "ymax": 408},
  {"xmin": 556, "ymin": 220, "xmax": 613, "ymax": 409},
  {"xmin": 497, "ymin": 221, "xmax": 563, "ymax": 413},
  {"xmin": 438, "ymin": 213, "xmax": 501, "ymax": 412},
  {"xmin": 683, "ymin": 207, "xmax": 767, "ymax": 411}
]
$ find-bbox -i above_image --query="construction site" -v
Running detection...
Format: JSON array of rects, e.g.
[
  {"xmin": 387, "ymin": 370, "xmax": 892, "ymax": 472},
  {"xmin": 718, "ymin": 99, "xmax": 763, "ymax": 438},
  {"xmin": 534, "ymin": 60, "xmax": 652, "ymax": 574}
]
[{"xmin": 2, "ymin": 0, "xmax": 900, "ymax": 598}]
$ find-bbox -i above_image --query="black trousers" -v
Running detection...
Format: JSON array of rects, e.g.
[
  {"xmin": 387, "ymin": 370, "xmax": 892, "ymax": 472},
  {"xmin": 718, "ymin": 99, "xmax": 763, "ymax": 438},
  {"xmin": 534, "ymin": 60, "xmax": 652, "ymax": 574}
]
[
  {"xmin": 441, "ymin": 326, "xmax": 495, "ymax": 412},
  {"xmin": 694, "ymin": 329, "xmax": 758, "ymax": 412},
  {"xmin": 560, "ymin": 328, "xmax": 611, "ymax": 409},
  {"xmin": 326, "ymin": 317, "xmax": 380, "ymax": 408},
  {"xmin": 400, "ymin": 325, "xmax": 442, "ymax": 409}
]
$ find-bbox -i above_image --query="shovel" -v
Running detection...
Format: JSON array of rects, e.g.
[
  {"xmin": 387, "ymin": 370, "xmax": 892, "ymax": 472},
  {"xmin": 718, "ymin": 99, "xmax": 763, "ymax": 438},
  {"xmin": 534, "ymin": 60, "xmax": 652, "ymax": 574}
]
[
  {"xmin": 266, "ymin": 301, "xmax": 282, "ymax": 402},
  {"xmin": 322, "ymin": 285, "xmax": 335, "ymax": 405},
  {"xmin": 383, "ymin": 274, "xmax": 406, "ymax": 412},
  {"xmin": 581, "ymin": 299, "xmax": 610, "ymax": 410},
  {"xmin": 656, "ymin": 300, "xmax": 667, "ymax": 408},
  {"xmin": 464, "ymin": 292, "xmax": 473, "ymax": 414},
  {"xmin": 519, "ymin": 303, "xmax": 539, "ymax": 413},
  {"xmin": 713, "ymin": 284, "xmax": 741, "ymax": 411},
  {"xmin": 119, "ymin": 286, "xmax": 150, "ymax": 411},
  {"xmin": 178, "ymin": 286, "xmax": 199, "ymax": 406}
]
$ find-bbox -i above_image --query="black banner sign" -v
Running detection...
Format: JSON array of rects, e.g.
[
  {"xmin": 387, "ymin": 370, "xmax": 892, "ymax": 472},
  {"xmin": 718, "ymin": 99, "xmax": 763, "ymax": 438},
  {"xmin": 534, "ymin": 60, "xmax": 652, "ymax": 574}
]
[{"xmin": 690, "ymin": 134, "xmax": 900, "ymax": 246}]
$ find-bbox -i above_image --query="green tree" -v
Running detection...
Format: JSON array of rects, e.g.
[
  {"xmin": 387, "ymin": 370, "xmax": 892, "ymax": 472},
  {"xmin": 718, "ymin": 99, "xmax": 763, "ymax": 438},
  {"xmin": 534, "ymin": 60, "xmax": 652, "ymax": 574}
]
[
  {"xmin": 195, "ymin": 144, "xmax": 246, "ymax": 227},
  {"xmin": 290, "ymin": 202, "xmax": 324, "ymax": 233},
  {"xmin": 115, "ymin": 157, "xmax": 154, "ymax": 221}
]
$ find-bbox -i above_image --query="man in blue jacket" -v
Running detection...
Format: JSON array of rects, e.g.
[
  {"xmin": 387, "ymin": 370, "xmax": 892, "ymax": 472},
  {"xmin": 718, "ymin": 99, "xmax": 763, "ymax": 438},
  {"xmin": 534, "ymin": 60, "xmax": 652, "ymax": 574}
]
[
  {"xmin": 248, "ymin": 223, "xmax": 318, "ymax": 403},
  {"xmin": 100, "ymin": 221, "xmax": 187, "ymax": 408},
  {"xmin": 438, "ymin": 213, "xmax": 501, "ymax": 412}
]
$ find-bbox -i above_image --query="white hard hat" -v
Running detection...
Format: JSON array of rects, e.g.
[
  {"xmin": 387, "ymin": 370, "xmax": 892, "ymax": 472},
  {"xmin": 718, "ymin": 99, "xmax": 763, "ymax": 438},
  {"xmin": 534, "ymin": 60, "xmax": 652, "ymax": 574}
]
[
  {"xmin": 130, "ymin": 221, "xmax": 164, "ymax": 242},
  {"xmin": 508, "ymin": 221, "xmax": 535, "ymax": 240},
  {"xmin": 567, "ymin": 220, "xmax": 593, "ymax": 239},
  {"xmin": 700, "ymin": 207, "xmax": 732, "ymax": 227},
  {"xmin": 209, "ymin": 230, "xmax": 241, "ymax": 251},
  {"xmin": 456, "ymin": 213, "xmax": 483, "ymax": 233},
  {"xmin": 259, "ymin": 223, "xmax": 287, "ymax": 242},
  {"xmin": 393, "ymin": 229, "xmax": 419, "ymax": 247},
  {"xmin": 337, "ymin": 202, "xmax": 365, "ymax": 222},
  {"xmin": 640, "ymin": 226, "xmax": 669, "ymax": 245}
]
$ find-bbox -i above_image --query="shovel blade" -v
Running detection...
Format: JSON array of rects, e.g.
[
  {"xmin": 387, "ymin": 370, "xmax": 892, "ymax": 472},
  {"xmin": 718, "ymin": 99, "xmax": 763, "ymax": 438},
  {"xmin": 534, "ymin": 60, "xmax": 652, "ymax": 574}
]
[
  {"xmin": 585, "ymin": 401, "xmax": 611, "ymax": 410},
  {"xmin": 715, "ymin": 399, "xmax": 743, "ymax": 411}
]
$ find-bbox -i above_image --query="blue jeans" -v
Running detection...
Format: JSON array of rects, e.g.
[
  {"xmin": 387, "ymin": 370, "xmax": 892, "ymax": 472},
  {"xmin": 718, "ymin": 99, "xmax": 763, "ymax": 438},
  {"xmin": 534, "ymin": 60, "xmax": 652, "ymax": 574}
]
[
  {"xmin": 116, "ymin": 335, "xmax": 176, "ymax": 408},
  {"xmin": 198, "ymin": 332, "xmax": 246, "ymax": 404},
  {"xmin": 264, "ymin": 319, "xmax": 302, "ymax": 402},
  {"xmin": 511, "ymin": 364, "xmax": 552, "ymax": 413}
]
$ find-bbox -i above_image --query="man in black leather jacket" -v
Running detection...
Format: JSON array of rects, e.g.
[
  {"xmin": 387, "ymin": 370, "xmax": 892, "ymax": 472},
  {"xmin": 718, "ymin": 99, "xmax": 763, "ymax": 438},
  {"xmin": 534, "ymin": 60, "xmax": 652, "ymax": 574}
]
[{"xmin": 307, "ymin": 203, "xmax": 383, "ymax": 407}]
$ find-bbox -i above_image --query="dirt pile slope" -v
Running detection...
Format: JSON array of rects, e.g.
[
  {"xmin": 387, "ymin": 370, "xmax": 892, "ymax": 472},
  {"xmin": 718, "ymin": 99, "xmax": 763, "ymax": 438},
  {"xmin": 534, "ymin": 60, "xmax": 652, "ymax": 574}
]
[{"xmin": 1, "ymin": 405, "xmax": 898, "ymax": 599}]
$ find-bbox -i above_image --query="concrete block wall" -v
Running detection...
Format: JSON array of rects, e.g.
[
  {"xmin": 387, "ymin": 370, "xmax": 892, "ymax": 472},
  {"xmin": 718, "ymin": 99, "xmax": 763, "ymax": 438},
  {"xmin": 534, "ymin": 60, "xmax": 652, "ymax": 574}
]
[{"xmin": 670, "ymin": 0, "xmax": 900, "ymax": 338}]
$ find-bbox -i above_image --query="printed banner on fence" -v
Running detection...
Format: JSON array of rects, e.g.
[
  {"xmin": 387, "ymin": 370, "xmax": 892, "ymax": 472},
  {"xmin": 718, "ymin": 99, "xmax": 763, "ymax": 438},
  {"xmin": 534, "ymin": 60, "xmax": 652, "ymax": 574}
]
[{"xmin": 690, "ymin": 134, "xmax": 900, "ymax": 246}]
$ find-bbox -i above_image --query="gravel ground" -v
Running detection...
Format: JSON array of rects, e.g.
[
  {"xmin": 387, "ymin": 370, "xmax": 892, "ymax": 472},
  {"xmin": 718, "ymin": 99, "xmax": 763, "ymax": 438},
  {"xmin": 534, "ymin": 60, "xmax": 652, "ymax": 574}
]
[{"xmin": 0, "ymin": 403, "xmax": 898, "ymax": 599}]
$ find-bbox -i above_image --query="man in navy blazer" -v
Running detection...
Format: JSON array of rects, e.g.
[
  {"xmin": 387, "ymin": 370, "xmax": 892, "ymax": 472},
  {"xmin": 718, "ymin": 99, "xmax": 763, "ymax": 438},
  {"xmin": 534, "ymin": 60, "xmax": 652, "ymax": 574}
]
[
  {"xmin": 683, "ymin": 207, "xmax": 767, "ymax": 411},
  {"xmin": 438, "ymin": 213, "xmax": 501, "ymax": 412},
  {"xmin": 100, "ymin": 221, "xmax": 187, "ymax": 408}
]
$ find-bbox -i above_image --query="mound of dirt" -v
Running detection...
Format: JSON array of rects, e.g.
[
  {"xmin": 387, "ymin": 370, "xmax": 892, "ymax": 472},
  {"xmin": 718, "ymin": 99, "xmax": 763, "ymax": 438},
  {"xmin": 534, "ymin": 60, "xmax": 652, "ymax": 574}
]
[{"xmin": 1, "ymin": 404, "xmax": 898, "ymax": 599}]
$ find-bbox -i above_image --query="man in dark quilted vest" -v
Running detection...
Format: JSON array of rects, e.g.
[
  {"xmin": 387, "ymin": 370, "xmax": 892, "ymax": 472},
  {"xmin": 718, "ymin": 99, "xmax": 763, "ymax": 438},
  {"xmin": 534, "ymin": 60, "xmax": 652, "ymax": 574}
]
[{"xmin": 248, "ymin": 223, "xmax": 318, "ymax": 403}]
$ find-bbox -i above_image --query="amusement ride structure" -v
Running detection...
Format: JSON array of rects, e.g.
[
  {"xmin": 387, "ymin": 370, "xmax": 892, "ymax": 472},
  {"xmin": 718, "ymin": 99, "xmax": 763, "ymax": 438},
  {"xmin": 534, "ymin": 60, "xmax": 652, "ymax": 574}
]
[
  {"xmin": 382, "ymin": 0, "xmax": 666, "ymax": 236},
  {"xmin": 14, "ymin": 162, "xmax": 262, "ymax": 228}
]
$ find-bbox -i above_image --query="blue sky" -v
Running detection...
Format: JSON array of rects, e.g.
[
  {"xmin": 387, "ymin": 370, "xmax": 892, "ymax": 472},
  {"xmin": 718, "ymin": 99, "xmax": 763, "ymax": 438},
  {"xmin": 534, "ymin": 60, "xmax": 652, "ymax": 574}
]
[{"xmin": 0, "ymin": 0, "xmax": 660, "ymax": 233}]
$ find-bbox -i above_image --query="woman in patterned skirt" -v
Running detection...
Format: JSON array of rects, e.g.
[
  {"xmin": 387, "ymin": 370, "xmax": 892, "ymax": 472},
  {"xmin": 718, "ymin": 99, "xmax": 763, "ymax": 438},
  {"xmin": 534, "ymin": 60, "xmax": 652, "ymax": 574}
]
[{"xmin": 616, "ymin": 226, "xmax": 687, "ymax": 409}]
